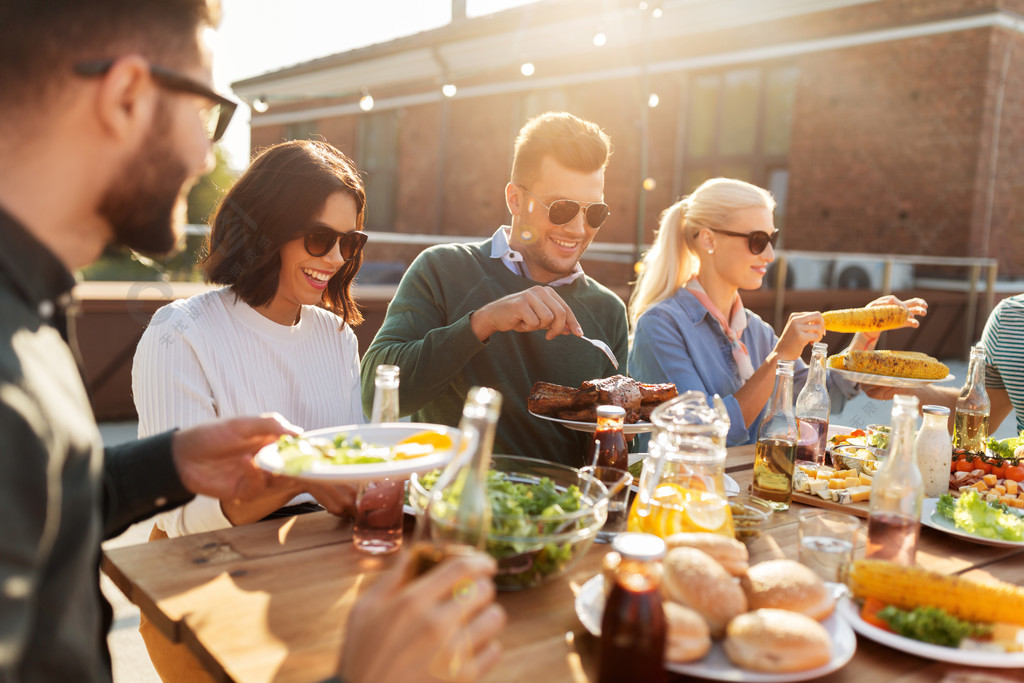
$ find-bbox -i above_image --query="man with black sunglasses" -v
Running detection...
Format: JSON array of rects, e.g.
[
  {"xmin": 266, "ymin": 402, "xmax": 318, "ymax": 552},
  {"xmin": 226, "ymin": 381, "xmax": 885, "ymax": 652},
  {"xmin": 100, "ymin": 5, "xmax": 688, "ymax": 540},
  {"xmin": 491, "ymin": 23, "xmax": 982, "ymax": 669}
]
[
  {"xmin": 0, "ymin": 2, "xmax": 504, "ymax": 682},
  {"xmin": 362, "ymin": 112, "xmax": 629, "ymax": 467}
]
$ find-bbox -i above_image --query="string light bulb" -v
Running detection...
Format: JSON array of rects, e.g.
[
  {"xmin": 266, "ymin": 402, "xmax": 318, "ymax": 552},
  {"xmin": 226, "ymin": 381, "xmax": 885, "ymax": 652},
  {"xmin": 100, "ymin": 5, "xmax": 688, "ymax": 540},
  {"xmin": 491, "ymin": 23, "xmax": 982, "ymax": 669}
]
[
  {"xmin": 520, "ymin": 62, "xmax": 535, "ymax": 77},
  {"xmin": 442, "ymin": 83, "xmax": 457, "ymax": 97},
  {"xmin": 359, "ymin": 90, "xmax": 375, "ymax": 112},
  {"xmin": 652, "ymin": 7, "xmax": 663, "ymax": 18},
  {"xmin": 648, "ymin": 93, "xmax": 660, "ymax": 108},
  {"xmin": 252, "ymin": 95, "xmax": 269, "ymax": 113},
  {"xmin": 593, "ymin": 32, "xmax": 607, "ymax": 47}
]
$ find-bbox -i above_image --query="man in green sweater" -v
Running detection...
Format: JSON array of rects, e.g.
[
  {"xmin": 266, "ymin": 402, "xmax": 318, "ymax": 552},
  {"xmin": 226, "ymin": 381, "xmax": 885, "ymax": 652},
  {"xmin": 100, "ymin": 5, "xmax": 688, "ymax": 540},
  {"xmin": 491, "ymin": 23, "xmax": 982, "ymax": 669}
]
[{"xmin": 362, "ymin": 112, "xmax": 628, "ymax": 467}]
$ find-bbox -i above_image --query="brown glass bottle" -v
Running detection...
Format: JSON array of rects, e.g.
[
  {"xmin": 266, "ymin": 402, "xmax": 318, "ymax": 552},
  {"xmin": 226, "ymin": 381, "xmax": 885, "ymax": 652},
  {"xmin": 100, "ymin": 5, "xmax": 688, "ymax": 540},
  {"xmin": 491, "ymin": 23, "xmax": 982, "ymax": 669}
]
[
  {"xmin": 592, "ymin": 404, "xmax": 628, "ymax": 470},
  {"xmin": 598, "ymin": 532, "xmax": 667, "ymax": 683}
]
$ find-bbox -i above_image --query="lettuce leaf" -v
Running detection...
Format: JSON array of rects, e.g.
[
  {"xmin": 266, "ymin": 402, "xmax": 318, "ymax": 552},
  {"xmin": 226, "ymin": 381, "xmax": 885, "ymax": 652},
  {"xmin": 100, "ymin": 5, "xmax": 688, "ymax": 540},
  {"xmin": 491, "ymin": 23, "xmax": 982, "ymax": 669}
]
[{"xmin": 936, "ymin": 491, "xmax": 1024, "ymax": 541}]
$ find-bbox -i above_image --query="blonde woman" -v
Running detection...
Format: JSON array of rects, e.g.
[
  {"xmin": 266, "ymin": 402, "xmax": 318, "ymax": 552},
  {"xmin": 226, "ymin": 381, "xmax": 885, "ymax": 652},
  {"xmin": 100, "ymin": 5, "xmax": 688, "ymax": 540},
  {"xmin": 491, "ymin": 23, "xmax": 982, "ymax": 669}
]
[{"xmin": 628, "ymin": 178, "xmax": 926, "ymax": 445}]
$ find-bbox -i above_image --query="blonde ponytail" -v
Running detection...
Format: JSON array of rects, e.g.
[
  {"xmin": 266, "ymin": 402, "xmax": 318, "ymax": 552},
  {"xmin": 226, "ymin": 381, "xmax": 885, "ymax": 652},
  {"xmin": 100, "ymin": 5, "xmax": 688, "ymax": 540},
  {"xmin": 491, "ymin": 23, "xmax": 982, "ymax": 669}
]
[{"xmin": 628, "ymin": 178, "xmax": 776, "ymax": 329}]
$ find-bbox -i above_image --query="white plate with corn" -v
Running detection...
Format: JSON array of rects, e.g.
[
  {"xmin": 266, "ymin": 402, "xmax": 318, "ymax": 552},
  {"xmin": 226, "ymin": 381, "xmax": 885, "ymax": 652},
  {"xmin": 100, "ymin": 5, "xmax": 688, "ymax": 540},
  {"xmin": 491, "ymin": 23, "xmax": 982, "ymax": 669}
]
[
  {"xmin": 827, "ymin": 350, "xmax": 954, "ymax": 388},
  {"xmin": 842, "ymin": 559, "xmax": 1024, "ymax": 667}
]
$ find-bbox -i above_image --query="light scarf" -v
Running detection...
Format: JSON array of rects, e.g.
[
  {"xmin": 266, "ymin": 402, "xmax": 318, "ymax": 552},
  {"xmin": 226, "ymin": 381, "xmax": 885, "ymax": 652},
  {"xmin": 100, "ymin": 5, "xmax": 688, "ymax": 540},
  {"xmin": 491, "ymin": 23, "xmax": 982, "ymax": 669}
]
[{"xmin": 685, "ymin": 278, "xmax": 755, "ymax": 381}]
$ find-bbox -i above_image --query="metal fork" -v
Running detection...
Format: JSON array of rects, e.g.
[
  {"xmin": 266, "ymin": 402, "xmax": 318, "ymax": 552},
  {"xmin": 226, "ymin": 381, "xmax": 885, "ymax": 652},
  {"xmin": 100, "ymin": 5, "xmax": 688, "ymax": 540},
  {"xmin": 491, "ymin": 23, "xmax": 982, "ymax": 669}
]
[{"xmin": 579, "ymin": 334, "xmax": 619, "ymax": 369}]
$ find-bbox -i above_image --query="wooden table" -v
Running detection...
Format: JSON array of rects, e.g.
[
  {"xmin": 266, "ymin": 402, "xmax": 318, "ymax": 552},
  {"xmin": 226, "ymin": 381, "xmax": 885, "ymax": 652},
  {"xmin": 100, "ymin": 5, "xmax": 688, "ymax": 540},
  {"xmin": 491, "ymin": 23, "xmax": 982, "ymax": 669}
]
[{"xmin": 103, "ymin": 446, "xmax": 1024, "ymax": 682}]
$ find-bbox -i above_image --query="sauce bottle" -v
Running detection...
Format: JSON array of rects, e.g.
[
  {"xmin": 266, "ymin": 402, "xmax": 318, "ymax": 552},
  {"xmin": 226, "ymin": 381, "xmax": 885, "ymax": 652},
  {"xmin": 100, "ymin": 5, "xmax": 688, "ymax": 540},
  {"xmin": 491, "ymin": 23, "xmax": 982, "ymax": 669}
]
[
  {"xmin": 592, "ymin": 405, "xmax": 628, "ymax": 470},
  {"xmin": 866, "ymin": 394, "xmax": 922, "ymax": 565},
  {"xmin": 753, "ymin": 360, "xmax": 798, "ymax": 510},
  {"xmin": 953, "ymin": 344, "xmax": 990, "ymax": 454},
  {"xmin": 598, "ymin": 532, "xmax": 667, "ymax": 683},
  {"xmin": 796, "ymin": 342, "xmax": 831, "ymax": 466},
  {"xmin": 915, "ymin": 405, "xmax": 953, "ymax": 498}
]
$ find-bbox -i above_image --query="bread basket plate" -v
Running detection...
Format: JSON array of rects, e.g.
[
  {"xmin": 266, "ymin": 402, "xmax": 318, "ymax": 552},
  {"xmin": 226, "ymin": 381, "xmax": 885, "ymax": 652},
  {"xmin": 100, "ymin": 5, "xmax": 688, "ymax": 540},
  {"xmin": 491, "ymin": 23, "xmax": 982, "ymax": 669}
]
[
  {"xmin": 828, "ymin": 367, "xmax": 954, "ymax": 388},
  {"xmin": 838, "ymin": 596, "xmax": 1024, "ymax": 667},
  {"xmin": 529, "ymin": 410, "xmax": 655, "ymax": 435},
  {"xmin": 576, "ymin": 575, "xmax": 856, "ymax": 681},
  {"xmin": 920, "ymin": 497, "xmax": 1024, "ymax": 548},
  {"xmin": 254, "ymin": 423, "xmax": 459, "ymax": 482}
]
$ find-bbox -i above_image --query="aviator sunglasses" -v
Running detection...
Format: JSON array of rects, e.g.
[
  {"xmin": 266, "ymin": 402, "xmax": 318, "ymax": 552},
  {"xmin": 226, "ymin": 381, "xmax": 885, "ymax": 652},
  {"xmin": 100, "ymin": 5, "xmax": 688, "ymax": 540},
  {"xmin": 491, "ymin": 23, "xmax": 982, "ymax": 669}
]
[
  {"xmin": 303, "ymin": 228, "xmax": 368, "ymax": 259},
  {"xmin": 515, "ymin": 184, "xmax": 611, "ymax": 229},
  {"xmin": 708, "ymin": 228, "xmax": 780, "ymax": 255}
]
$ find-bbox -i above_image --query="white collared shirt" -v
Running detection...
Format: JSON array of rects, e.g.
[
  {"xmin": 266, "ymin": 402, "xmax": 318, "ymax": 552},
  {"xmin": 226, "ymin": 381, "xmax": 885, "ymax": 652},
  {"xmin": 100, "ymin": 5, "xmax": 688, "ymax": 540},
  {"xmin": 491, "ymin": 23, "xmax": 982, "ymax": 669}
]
[{"xmin": 489, "ymin": 226, "xmax": 585, "ymax": 287}]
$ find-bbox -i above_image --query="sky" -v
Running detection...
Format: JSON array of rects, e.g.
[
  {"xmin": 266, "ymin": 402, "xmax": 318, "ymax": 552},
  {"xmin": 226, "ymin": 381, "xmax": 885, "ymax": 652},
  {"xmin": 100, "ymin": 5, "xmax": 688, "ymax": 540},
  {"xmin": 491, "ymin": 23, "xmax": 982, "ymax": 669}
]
[{"xmin": 214, "ymin": 0, "xmax": 537, "ymax": 169}]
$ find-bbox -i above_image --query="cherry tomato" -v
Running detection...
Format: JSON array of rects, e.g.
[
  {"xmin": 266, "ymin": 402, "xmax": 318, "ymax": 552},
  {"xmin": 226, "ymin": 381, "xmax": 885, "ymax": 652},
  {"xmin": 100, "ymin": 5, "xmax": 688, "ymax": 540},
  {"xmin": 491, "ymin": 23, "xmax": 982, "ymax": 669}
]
[
  {"xmin": 1004, "ymin": 466, "xmax": 1024, "ymax": 482},
  {"xmin": 955, "ymin": 458, "xmax": 975, "ymax": 473},
  {"xmin": 991, "ymin": 462, "xmax": 1007, "ymax": 479},
  {"xmin": 860, "ymin": 597, "xmax": 893, "ymax": 632},
  {"xmin": 975, "ymin": 460, "xmax": 993, "ymax": 475}
]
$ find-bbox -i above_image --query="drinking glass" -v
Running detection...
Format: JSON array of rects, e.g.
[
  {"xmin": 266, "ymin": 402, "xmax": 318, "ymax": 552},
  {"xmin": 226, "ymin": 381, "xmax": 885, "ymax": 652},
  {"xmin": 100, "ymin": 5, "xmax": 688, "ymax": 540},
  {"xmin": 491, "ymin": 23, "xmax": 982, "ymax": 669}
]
[
  {"xmin": 798, "ymin": 509, "xmax": 859, "ymax": 582},
  {"xmin": 581, "ymin": 465, "xmax": 632, "ymax": 541},
  {"xmin": 353, "ymin": 477, "xmax": 405, "ymax": 555}
]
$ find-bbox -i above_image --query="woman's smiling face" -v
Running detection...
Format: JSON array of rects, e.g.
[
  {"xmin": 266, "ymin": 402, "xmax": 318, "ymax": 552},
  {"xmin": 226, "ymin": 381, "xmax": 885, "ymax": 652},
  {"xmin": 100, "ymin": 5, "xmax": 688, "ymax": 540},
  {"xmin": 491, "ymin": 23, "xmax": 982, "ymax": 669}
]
[
  {"xmin": 261, "ymin": 191, "xmax": 359, "ymax": 325},
  {"xmin": 707, "ymin": 206, "xmax": 777, "ymax": 291}
]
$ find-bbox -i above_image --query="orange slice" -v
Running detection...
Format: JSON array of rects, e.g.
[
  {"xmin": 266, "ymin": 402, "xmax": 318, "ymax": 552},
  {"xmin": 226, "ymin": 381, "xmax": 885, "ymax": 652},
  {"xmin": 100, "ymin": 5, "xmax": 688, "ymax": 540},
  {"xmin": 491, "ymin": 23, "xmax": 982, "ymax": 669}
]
[{"xmin": 396, "ymin": 430, "xmax": 453, "ymax": 451}]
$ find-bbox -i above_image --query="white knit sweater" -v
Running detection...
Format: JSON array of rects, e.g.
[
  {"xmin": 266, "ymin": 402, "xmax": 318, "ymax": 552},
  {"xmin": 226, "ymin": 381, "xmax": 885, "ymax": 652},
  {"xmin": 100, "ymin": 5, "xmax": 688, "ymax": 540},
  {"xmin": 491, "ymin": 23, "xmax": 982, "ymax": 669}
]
[{"xmin": 132, "ymin": 287, "xmax": 363, "ymax": 536}]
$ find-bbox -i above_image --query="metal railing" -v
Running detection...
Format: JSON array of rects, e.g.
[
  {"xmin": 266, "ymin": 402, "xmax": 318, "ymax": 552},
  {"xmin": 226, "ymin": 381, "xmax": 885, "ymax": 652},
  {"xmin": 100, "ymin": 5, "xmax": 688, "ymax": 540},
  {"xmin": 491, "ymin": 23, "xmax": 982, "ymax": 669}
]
[{"xmin": 364, "ymin": 231, "xmax": 1002, "ymax": 352}]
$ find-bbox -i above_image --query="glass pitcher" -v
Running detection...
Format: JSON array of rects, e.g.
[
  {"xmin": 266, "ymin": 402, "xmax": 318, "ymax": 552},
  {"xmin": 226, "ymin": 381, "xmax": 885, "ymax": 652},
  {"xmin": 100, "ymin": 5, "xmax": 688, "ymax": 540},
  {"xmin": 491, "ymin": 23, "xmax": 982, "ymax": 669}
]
[{"xmin": 628, "ymin": 394, "xmax": 734, "ymax": 538}]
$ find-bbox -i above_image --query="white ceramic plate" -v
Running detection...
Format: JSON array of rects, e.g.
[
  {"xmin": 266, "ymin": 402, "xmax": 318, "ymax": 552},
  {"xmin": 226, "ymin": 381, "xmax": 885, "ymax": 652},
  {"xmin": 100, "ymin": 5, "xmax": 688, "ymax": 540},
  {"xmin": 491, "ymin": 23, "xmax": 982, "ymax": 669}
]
[
  {"xmin": 576, "ymin": 575, "xmax": 857, "ymax": 681},
  {"xmin": 255, "ymin": 423, "xmax": 460, "ymax": 482},
  {"xmin": 529, "ymin": 410, "xmax": 655, "ymax": 435},
  {"xmin": 838, "ymin": 597, "xmax": 1024, "ymax": 667},
  {"xmin": 920, "ymin": 497, "xmax": 1024, "ymax": 548},
  {"xmin": 828, "ymin": 366, "xmax": 955, "ymax": 388}
]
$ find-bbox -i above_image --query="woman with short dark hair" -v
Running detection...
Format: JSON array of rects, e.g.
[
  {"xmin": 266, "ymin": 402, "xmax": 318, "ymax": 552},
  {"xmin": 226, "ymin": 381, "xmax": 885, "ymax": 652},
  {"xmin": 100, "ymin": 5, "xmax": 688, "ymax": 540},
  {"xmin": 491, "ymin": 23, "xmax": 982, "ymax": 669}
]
[{"xmin": 133, "ymin": 139, "xmax": 368, "ymax": 536}]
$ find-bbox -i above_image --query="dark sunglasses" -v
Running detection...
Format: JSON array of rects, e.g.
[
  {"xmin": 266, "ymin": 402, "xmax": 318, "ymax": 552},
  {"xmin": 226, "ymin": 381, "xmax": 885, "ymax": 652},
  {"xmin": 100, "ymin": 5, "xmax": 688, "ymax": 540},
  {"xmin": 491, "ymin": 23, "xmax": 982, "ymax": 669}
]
[
  {"xmin": 74, "ymin": 59, "xmax": 239, "ymax": 142},
  {"xmin": 709, "ymin": 228, "xmax": 779, "ymax": 255},
  {"xmin": 303, "ymin": 228, "xmax": 368, "ymax": 259},
  {"xmin": 516, "ymin": 184, "xmax": 611, "ymax": 229}
]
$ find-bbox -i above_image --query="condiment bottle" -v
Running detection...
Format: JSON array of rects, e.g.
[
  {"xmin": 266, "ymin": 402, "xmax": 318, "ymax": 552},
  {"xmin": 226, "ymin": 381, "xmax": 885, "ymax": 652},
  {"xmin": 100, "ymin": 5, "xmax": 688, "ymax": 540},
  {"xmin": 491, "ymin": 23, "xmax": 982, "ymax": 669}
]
[
  {"xmin": 795, "ymin": 342, "xmax": 831, "ymax": 466},
  {"xmin": 598, "ymin": 532, "xmax": 667, "ymax": 683},
  {"xmin": 915, "ymin": 405, "xmax": 953, "ymax": 498},
  {"xmin": 409, "ymin": 387, "xmax": 502, "ymax": 576},
  {"xmin": 592, "ymin": 404, "xmax": 628, "ymax": 470},
  {"xmin": 953, "ymin": 344, "xmax": 990, "ymax": 454},
  {"xmin": 866, "ymin": 394, "xmax": 922, "ymax": 565},
  {"xmin": 753, "ymin": 360, "xmax": 798, "ymax": 510},
  {"xmin": 354, "ymin": 364, "xmax": 404, "ymax": 555},
  {"xmin": 369, "ymin": 363, "xmax": 400, "ymax": 423}
]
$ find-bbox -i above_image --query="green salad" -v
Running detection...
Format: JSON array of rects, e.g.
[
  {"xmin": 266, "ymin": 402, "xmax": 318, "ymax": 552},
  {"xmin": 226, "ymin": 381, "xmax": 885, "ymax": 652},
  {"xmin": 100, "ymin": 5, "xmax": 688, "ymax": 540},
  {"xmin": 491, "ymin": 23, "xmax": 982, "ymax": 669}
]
[
  {"xmin": 987, "ymin": 431, "xmax": 1024, "ymax": 460},
  {"xmin": 275, "ymin": 434, "xmax": 389, "ymax": 475},
  {"xmin": 936, "ymin": 491, "xmax": 1024, "ymax": 542},
  {"xmin": 418, "ymin": 469, "xmax": 586, "ymax": 589},
  {"xmin": 877, "ymin": 605, "xmax": 990, "ymax": 647}
]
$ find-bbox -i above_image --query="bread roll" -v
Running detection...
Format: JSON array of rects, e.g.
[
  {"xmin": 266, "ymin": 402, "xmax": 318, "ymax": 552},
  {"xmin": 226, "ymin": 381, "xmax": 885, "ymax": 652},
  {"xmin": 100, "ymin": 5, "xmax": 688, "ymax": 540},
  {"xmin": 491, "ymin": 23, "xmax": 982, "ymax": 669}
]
[
  {"xmin": 723, "ymin": 609, "xmax": 832, "ymax": 673},
  {"xmin": 663, "ymin": 602, "xmax": 711, "ymax": 663},
  {"xmin": 665, "ymin": 532, "xmax": 749, "ymax": 576},
  {"xmin": 740, "ymin": 559, "xmax": 836, "ymax": 621},
  {"xmin": 662, "ymin": 547, "xmax": 747, "ymax": 637}
]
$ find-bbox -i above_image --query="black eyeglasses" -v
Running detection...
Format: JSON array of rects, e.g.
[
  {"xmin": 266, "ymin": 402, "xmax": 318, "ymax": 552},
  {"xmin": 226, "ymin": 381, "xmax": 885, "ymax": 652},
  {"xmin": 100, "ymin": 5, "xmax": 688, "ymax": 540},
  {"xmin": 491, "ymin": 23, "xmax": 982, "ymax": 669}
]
[
  {"xmin": 516, "ymin": 184, "xmax": 611, "ymax": 229},
  {"xmin": 303, "ymin": 228, "xmax": 368, "ymax": 259},
  {"xmin": 709, "ymin": 228, "xmax": 779, "ymax": 255},
  {"xmin": 74, "ymin": 59, "xmax": 239, "ymax": 142}
]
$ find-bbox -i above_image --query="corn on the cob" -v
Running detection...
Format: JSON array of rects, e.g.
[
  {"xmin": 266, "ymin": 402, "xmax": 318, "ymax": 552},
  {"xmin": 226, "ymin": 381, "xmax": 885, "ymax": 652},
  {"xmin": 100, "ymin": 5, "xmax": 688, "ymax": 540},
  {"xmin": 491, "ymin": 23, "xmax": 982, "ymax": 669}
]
[
  {"xmin": 847, "ymin": 559, "xmax": 1024, "ymax": 627},
  {"xmin": 833, "ymin": 350, "xmax": 949, "ymax": 380},
  {"xmin": 822, "ymin": 305, "xmax": 910, "ymax": 333}
]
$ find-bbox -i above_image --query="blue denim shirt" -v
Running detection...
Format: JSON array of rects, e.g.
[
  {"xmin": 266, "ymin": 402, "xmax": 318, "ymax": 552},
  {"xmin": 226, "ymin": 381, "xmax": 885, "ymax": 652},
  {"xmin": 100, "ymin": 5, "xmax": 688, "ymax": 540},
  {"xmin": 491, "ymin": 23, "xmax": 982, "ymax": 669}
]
[{"xmin": 629, "ymin": 288, "xmax": 859, "ymax": 446}]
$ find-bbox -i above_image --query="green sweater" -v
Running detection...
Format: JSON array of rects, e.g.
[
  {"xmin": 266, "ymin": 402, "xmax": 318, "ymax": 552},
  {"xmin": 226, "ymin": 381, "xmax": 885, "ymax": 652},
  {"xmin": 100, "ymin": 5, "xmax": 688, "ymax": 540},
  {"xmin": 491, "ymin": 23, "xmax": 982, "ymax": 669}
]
[{"xmin": 361, "ymin": 237, "xmax": 628, "ymax": 467}]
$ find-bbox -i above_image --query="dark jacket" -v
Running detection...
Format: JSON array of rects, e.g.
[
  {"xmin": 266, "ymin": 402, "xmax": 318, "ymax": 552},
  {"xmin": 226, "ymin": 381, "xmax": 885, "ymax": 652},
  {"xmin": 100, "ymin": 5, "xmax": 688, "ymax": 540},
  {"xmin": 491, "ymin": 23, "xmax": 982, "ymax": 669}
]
[{"xmin": 0, "ymin": 207, "xmax": 192, "ymax": 682}]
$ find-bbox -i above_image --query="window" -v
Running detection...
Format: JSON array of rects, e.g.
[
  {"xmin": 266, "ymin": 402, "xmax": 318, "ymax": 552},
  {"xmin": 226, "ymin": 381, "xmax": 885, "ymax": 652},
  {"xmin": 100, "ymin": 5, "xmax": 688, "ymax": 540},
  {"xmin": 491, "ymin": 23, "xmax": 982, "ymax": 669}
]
[
  {"xmin": 680, "ymin": 64, "xmax": 798, "ymax": 201},
  {"xmin": 357, "ymin": 111, "xmax": 400, "ymax": 231}
]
